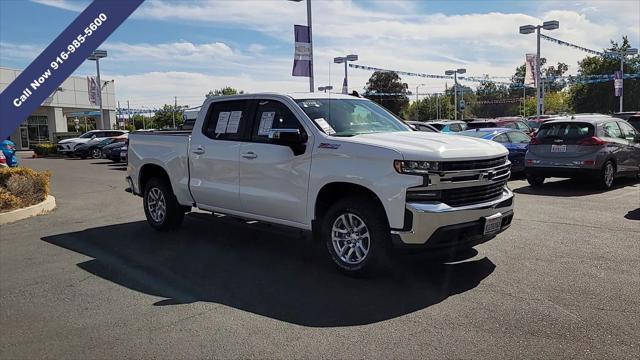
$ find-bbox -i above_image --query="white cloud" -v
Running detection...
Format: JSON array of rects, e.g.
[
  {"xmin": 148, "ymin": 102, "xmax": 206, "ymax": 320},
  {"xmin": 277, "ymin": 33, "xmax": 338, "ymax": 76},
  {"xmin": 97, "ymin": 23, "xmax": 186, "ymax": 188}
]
[
  {"xmin": 30, "ymin": 0, "xmax": 86, "ymax": 12},
  {"xmin": 20, "ymin": 0, "xmax": 640, "ymax": 107}
]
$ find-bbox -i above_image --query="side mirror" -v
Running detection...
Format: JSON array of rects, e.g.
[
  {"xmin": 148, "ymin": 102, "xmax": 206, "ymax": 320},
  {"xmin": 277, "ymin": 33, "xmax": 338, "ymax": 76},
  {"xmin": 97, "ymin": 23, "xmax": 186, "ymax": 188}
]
[
  {"xmin": 268, "ymin": 129, "xmax": 307, "ymax": 145},
  {"xmin": 91, "ymin": 134, "xmax": 97, "ymax": 139},
  {"xmin": 268, "ymin": 129, "xmax": 307, "ymax": 155}
]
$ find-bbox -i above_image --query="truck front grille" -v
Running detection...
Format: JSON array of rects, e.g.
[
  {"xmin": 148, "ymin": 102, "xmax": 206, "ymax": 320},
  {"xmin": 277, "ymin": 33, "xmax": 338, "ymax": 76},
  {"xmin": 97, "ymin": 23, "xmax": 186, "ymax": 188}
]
[
  {"xmin": 441, "ymin": 181, "xmax": 506, "ymax": 207},
  {"xmin": 441, "ymin": 156, "xmax": 507, "ymax": 171}
]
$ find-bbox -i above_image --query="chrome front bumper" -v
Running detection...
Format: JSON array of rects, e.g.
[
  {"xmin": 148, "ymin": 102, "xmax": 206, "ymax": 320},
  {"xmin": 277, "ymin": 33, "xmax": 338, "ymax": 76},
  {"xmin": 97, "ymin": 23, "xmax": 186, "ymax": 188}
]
[{"xmin": 392, "ymin": 187, "xmax": 514, "ymax": 245}]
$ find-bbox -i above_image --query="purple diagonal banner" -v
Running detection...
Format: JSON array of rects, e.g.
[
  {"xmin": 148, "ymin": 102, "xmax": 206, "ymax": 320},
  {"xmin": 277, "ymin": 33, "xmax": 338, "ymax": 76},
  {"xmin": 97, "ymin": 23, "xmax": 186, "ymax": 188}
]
[{"xmin": 0, "ymin": 0, "xmax": 144, "ymax": 140}]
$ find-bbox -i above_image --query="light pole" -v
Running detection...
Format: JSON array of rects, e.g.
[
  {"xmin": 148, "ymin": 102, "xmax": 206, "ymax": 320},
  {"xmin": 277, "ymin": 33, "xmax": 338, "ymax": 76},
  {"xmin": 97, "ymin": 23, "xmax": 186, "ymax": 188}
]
[
  {"xmin": 520, "ymin": 20, "xmax": 559, "ymax": 117},
  {"xmin": 605, "ymin": 47, "xmax": 638, "ymax": 112},
  {"xmin": 291, "ymin": 0, "xmax": 314, "ymax": 92},
  {"xmin": 445, "ymin": 68, "xmax": 466, "ymax": 120},
  {"xmin": 87, "ymin": 50, "xmax": 107, "ymax": 129},
  {"xmin": 334, "ymin": 54, "xmax": 358, "ymax": 94},
  {"xmin": 415, "ymin": 83, "xmax": 426, "ymax": 120},
  {"xmin": 318, "ymin": 85, "xmax": 333, "ymax": 93}
]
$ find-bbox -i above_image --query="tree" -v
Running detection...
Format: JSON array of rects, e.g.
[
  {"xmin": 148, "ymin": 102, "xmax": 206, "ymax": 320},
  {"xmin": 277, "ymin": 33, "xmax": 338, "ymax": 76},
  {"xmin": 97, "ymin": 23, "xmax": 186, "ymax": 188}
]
[
  {"xmin": 403, "ymin": 94, "xmax": 453, "ymax": 120},
  {"xmin": 471, "ymin": 79, "xmax": 518, "ymax": 118},
  {"xmin": 206, "ymin": 86, "xmax": 245, "ymax": 98},
  {"xmin": 154, "ymin": 104, "xmax": 184, "ymax": 129},
  {"xmin": 130, "ymin": 114, "xmax": 153, "ymax": 130},
  {"xmin": 363, "ymin": 71, "xmax": 409, "ymax": 115},
  {"xmin": 569, "ymin": 36, "xmax": 640, "ymax": 113}
]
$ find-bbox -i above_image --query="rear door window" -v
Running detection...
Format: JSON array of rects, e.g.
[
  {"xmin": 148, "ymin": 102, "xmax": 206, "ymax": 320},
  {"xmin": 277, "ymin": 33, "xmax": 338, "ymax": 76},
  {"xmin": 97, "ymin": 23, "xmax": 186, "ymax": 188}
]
[
  {"xmin": 507, "ymin": 131, "xmax": 531, "ymax": 144},
  {"xmin": 536, "ymin": 122, "xmax": 594, "ymax": 144},
  {"xmin": 602, "ymin": 122, "xmax": 623, "ymax": 140},
  {"xmin": 202, "ymin": 100, "xmax": 251, "ymax": 141},
  {"xmin": 493, "ymin": 133, "xmax": 510, "ymax": 143}
]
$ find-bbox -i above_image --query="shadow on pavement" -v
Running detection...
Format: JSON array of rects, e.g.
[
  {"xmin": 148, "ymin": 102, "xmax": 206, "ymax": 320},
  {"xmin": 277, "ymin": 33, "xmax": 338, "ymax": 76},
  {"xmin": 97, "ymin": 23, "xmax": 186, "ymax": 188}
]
[
  {"xmin": 513, "ymin": 177, "xmax": 638, "ymax": 197},
  {"xmin": 625, "ymin": 208, "xmax": 640, "ymax": 221},
  {"xmin": 41, "ymin": 213, "xmax": 495, "ymax": 327}
]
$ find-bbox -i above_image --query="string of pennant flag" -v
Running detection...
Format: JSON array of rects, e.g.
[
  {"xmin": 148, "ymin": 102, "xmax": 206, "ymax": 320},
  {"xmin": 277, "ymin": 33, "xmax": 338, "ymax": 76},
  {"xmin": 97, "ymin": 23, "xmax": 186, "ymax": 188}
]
[
  {"xmin": 350, "ymin": 64, "xmax": 640, "ymax": 87},
  {"xmin": 540, "ymin": 34, "xmax": 622, "ymax": 58}
]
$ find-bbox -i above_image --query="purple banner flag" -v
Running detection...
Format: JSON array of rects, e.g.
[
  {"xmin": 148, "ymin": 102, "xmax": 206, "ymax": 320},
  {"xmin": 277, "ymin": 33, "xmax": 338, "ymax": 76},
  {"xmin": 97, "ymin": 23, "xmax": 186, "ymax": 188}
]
[
  {"xmin": 0, "ymin": 0, "xmax": 144, "ymax": 140},
  {"xmin": 614, "ymin": 70, "xmax": 623, "ymax": 97},
  {"xmin": 292, "ymin": 25, "xmax": 311, "ymax": 77}
]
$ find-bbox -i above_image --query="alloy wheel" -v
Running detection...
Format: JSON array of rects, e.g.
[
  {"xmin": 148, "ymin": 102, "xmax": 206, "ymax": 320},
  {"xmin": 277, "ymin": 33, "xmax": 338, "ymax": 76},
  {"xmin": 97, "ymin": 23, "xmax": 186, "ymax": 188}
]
[
  {"xmin": 91, "ymin": 148, "xmax": 102, "ymax": 159},
  {"xmin": 604, "ymin": 162, "xmax": 614, "ymax": 188},
  {"xmin": 331, "ymin": 212, "xmax": 370, "ymax": 265},
  {"xmin": 147, "ymin": 187, "xmax": 167, "ymax": 223}
]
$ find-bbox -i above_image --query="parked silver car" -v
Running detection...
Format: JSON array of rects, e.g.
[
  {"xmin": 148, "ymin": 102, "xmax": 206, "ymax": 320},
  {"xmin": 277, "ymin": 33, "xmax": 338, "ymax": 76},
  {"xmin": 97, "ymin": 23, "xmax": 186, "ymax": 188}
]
[{"xmin": 525, "ymin": 116, "xmax": 640, "ymax": 189}]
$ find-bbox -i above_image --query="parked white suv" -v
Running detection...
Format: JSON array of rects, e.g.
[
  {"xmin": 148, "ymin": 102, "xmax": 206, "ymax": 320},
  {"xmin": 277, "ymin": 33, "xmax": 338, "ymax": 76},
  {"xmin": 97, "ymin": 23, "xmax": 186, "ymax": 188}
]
[
  {"xmin": 57, "ymin": 130, "xmax": 128, "ymax": 154},
  {"xmin": 126, "ymin": 93, "xmax": 514, "ymax": 275}
]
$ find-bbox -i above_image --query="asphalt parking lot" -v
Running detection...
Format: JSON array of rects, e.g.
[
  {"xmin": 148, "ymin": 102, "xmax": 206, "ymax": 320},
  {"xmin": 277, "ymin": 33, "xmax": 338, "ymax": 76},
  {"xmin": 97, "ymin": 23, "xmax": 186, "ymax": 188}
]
[{"xmin": 1, "ymin": 154, "xmax": 639, "ymax": 359}]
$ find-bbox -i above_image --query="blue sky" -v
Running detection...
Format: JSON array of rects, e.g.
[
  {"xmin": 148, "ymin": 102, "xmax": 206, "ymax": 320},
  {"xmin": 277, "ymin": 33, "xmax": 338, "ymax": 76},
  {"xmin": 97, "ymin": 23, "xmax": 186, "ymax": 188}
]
[{"xmin": 1, "ymin": 0, "xmax": 638, "ymax": 108}]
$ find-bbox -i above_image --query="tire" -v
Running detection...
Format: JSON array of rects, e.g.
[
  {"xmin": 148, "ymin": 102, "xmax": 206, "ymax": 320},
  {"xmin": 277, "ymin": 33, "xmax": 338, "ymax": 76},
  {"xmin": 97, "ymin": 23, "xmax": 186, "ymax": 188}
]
[
  {"xmin": 597, "ymin": 160, "xmax": 615, "ymax": 190},
  {"xmin": 91, "ymin": 148, "xmax": 102, "ymax": 159},
  {"xmin": 526, "ymin": 174, "xmax": 545, "ymax": 187},
  {"xmin": 143, "ymin": 177, "xmax": 185, "ymax": 231},
  {"xmin": 320, "ymin": 196, "xmax": 391, "ymax": 276}
]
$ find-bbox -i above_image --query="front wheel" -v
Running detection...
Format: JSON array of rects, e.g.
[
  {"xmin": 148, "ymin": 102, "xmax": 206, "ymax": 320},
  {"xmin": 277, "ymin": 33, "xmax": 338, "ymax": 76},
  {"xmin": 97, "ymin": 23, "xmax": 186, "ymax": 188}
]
[
  {"xmin": 526, "ymin": 174, "xmax": 545, "ymax": 187},
  {"xmin": 320, "ymin": 197, "xmax": 391, "ymax": 276},
  {"xmin": 143, "ymin": 177, "xmax": 185, "ymax": 231},
  {"xmin": 91, "ymin": 148, "xmax": 102, "ymax": 159}
]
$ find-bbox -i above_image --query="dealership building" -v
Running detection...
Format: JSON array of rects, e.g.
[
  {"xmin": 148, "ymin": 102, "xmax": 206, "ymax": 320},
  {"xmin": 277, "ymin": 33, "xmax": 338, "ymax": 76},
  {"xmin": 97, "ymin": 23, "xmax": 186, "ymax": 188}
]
[{"xmin": 0, "ymin": 67, "xmax": 117, "ymax": 150}]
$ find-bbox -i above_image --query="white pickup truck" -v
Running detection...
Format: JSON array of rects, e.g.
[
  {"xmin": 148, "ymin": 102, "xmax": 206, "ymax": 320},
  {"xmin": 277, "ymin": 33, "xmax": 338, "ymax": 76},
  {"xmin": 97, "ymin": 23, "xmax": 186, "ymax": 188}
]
[{"xmin": 126, "ymin": 93, "xmax": 514, "ymax": 275}]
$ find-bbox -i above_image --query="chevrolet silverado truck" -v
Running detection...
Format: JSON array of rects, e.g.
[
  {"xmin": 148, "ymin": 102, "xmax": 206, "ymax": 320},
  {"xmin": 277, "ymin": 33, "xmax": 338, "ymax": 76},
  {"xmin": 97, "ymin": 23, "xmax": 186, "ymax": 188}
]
[{"xmin": 126, "ymin": 93, "xmax": 514, "ymax": 275}]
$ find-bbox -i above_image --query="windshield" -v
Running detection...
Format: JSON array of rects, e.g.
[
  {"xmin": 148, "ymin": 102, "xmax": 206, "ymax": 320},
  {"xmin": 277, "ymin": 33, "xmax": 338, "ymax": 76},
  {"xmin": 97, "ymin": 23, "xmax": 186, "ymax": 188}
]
[
  {"xmin": 295, "ymin": 98, "xmax": 410, "ymax": 136},
  {"xmin": 79, "ymin": 132, "xmax": 95, "ymax": 138}
]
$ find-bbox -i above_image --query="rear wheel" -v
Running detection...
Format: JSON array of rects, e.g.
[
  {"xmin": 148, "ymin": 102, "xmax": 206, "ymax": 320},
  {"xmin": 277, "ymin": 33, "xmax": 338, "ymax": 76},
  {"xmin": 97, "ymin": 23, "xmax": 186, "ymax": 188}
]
[
  {"xmin": 143, "ymin": 177, "xmax": 184, "ymax": 231},
  {"xmin": 598, "ymin": 160, "xmax": 615, "ymax": 190},
  {"xmin": 321, "ymin": 197, "xmax": 390, "ymax": 276},
  {"xmin": 526, "ymin": 174, "xmax": 545, "ymax": 187}
]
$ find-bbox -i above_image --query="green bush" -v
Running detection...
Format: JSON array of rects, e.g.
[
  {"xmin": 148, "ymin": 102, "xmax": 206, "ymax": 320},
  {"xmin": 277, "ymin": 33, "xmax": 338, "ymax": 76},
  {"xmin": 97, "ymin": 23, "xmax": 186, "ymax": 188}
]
[
  {"xmin": 0, "ymin": 167, "xmax": 51, "ymax": 212},
  {"xmin": 32, "ymin": 143, "xmax": 57, "ymax": 156}
]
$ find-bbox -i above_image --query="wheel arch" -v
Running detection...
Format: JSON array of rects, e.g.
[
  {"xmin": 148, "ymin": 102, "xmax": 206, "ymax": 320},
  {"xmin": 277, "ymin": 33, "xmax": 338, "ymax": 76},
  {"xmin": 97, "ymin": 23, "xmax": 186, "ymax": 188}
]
[
  {"xmin": 139, "ymin": 163, "xmax": 171, "ymax": 194},
  {"xmin": 313, "ymin": 182, "xmax": 388, "ymax": 227}
]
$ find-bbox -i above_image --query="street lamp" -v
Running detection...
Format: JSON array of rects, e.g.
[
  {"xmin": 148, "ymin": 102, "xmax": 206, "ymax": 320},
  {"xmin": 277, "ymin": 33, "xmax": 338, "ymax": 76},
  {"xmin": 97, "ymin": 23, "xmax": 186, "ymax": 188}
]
[
  {"xmin": 604, "ymin": 47, "xmax": 638, "ymax": 112},
  {"xmin": 444, "ymin": 68, "xmax": 466, "ymax": 120},
  {"xmin": 519, "ymin": 20, "xmax": 559, "ymax": 117},
  {"xmin": 414, "ymin": 83, "xmax": 426, "ymax": 120},
  {"xmin": 334, "ymin": 54, "xmax": 358, "ymax": 94},
  {"xmin": 290, "ymin": 0, "xmax": 314, "ymax": 92},
  {"xmin": 318, "ymin": 85, "xmax": 333, "ymax": 93},
  {"xmin": 87, "ymin": 50, "xmax": 107, "ymax": 129}
]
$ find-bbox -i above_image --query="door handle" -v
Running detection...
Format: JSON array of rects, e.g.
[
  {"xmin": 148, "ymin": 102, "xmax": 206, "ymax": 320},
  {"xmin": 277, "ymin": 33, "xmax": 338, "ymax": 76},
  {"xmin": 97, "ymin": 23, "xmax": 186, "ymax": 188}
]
[
  {"xmin": 241, "ymin": 151, "xmax": 258, "ymax": 159},
  {"xmin": 192, "ymin": 146, "xmax": 205, "ymax": 155}
]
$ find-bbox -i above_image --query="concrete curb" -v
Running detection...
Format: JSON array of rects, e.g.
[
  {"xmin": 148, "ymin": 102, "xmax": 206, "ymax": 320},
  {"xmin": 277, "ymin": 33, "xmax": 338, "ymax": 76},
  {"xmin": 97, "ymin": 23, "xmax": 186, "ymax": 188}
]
[{"xmin": 0, "ymin": 195, "xmax": 56, "ymax": 225}]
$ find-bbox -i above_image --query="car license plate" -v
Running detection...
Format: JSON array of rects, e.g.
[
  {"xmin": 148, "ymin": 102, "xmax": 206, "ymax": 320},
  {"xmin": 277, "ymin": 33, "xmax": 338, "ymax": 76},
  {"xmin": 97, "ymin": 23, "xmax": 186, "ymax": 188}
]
[
  {"xmin": 483, "ymin": 213, "xmax": 502, "ymax": 235},
  {"xmin": 551, "ymin": 144, "xmax": 567, "ymax": 152}
]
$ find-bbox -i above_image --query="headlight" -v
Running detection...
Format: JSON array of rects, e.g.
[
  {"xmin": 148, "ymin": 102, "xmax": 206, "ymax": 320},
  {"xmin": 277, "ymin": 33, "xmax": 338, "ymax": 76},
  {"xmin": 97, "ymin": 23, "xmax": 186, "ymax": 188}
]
[{"xmin": 393, "ymin": 160, "xmax": 440, "ymax": 175}]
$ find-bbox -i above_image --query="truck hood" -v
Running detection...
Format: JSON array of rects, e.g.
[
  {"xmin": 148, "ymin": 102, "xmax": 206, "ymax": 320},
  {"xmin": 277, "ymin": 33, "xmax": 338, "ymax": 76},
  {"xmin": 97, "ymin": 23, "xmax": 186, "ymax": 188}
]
[{"xmin": 345, "ymin": 131, "xmax": 508, "ymax": 161}]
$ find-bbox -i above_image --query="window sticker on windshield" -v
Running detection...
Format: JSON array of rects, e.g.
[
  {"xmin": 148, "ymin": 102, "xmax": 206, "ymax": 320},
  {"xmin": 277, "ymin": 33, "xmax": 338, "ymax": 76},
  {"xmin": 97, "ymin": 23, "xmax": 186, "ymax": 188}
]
[
  {"xmin": 258, "ymin": 112, "xmax": 275, "ymax": 136},
  {"xmin": 215, "ymin": 112, "xmax": 230, "ymax": 134},
  {"xmin": 314, "ymin": 117, "xmax": 336, "ymax": 135},
  {"xmin": 226, "ymin": 111, "xmax": 242, "ymax": 133}
]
